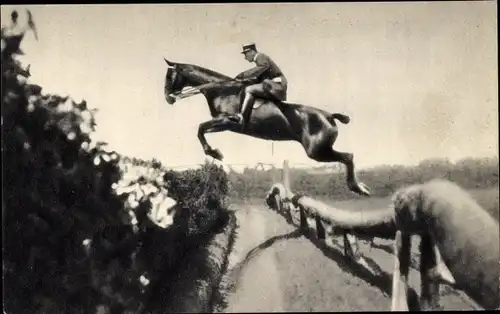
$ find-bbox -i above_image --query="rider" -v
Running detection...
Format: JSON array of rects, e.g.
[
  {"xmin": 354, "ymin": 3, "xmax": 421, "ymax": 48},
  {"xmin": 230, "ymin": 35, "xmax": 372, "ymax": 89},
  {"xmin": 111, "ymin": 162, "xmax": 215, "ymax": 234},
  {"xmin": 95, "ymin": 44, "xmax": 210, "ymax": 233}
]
[
  {"xmin": 1, "ymin": 9, "xmax": 37, "ymax": 58},
  {"xmin": 231, "ymin": 43, "xmax": 288, "ymax": 126}
]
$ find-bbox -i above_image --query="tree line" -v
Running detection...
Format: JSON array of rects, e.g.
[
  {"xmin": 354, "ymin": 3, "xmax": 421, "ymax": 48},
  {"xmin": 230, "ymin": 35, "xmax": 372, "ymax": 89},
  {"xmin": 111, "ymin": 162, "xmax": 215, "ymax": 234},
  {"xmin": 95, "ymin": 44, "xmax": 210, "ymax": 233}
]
[{"xmin": 227, "ymin": 157, "xmax": 498, "ymax": 200}]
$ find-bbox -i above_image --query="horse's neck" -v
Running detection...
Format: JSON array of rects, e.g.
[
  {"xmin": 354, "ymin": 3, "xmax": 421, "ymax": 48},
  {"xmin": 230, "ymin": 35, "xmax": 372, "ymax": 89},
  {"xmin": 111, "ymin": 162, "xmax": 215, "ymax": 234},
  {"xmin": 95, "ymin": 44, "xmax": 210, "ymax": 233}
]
[
  {"xmin": 178, "ymin": 64, "xmax": 233, "ymax": 116},
  {"xmin": 200, "ymin": 89, "xmax": 232, "ymax": 117},
  {"xmin": 185, "ymin": 64, "xmax": 232, "ymax": 84}
]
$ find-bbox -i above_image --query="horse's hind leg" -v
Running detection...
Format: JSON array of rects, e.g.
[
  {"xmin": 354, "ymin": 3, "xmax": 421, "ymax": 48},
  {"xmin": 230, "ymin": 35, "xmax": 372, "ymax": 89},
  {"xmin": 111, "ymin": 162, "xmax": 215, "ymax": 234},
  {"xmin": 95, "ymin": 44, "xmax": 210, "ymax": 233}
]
[
  {"xmin": 333, "ymin": 148, "xmax": 371, "ymax": 196},
  {"xmin": 308, "ymin": 144, "xmax": 371, "ymax": 196}
]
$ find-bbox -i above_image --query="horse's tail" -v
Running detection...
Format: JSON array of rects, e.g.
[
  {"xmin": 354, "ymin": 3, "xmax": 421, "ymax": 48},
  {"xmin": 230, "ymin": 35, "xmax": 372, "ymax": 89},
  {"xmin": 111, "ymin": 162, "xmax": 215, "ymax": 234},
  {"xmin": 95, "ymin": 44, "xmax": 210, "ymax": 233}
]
[{"xmin": 328, "ymin": 113, "xmax": 350, "ymax": 125}]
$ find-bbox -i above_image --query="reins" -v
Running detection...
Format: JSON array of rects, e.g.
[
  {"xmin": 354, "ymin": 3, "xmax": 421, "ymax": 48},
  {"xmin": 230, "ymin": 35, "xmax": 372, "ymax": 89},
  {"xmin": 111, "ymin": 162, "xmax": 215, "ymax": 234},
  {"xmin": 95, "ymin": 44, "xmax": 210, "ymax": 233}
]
[{"xmin": 170, "ymin": 78, "xmax": 244, "ymax": 101}]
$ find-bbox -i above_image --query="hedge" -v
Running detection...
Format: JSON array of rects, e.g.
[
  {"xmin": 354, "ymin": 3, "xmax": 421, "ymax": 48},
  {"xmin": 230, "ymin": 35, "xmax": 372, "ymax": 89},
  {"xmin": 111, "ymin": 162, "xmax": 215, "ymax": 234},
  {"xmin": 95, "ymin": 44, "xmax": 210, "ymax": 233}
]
[{"xmin": 2, "ymin": 14, "xmax": 230, "ymax": 314}]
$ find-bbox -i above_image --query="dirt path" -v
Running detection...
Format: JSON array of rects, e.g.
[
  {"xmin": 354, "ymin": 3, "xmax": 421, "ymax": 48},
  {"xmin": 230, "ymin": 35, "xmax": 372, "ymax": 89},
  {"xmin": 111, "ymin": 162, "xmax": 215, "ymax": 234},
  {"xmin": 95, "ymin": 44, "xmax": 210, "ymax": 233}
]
[
  {"xmin": 216, "ymin": 204, "xmax": 294, "ymax": 312},
  {"xmin": 214, "ymin": 203, "xmax": 481, "ymax": 312}
]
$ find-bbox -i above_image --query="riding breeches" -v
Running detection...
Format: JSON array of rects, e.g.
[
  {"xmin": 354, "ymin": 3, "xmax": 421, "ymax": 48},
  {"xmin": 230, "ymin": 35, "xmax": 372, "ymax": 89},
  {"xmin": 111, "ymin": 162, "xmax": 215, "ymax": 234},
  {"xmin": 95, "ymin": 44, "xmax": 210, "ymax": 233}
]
[
  {"xmin": 245, "ymin": 77, "xmax": 288, "ymax": 102},
  {"xmin": 239, "ymin": 77, "xmax": 288, "ymax": 124}
]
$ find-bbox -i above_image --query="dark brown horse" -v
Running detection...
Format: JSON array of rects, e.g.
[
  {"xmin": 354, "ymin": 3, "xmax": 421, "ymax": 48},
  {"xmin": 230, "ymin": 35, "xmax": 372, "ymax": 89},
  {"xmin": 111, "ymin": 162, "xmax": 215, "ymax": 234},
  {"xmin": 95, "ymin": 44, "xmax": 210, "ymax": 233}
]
[{"xmin": 163, "ymin": 58, "xmax": 371, "ymax": 196}]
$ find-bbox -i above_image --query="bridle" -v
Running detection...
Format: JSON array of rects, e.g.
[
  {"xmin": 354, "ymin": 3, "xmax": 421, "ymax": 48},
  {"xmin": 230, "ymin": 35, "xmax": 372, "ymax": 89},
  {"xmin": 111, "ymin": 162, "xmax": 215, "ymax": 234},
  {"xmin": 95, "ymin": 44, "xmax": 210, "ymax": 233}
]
[{"xmin": 166, "ymin": 65, "xmax": 242, "ymax": 101}]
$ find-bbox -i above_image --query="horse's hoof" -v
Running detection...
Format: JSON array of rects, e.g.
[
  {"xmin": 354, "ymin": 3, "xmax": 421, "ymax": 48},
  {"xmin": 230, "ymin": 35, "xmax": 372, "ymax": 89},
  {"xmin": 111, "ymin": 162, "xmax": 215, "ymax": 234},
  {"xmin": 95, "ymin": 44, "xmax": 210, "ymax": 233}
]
[
  {"xmin": 349, "ymin": 181, "xmax": 371, "ymax": 197},
  {"xmin": 357, "ymin": 182, "xmax": 371, "ymax": 196},
  {"xmin": 207, "ymin": 148, "xmax": 224, "ymax": 161}
]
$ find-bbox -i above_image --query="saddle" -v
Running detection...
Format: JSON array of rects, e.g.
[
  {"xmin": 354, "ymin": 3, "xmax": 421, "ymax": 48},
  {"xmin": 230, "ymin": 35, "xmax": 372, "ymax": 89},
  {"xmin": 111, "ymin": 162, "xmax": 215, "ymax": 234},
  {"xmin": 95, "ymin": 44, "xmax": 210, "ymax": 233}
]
[
  {"xmin": 237, "ymin": 92, "xmax": 288, "ymax": 110},
  {"xmin": 237, "ymin": 85, "xmax": 289, "ymax": 110}
]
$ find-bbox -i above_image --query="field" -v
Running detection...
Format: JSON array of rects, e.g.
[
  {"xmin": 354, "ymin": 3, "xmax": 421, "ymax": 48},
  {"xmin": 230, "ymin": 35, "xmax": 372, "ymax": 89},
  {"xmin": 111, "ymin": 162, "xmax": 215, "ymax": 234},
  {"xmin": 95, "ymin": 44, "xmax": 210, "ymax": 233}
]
[{"xmin": 219, "ymin": 187, "xmax": 498, "ymax": 311}]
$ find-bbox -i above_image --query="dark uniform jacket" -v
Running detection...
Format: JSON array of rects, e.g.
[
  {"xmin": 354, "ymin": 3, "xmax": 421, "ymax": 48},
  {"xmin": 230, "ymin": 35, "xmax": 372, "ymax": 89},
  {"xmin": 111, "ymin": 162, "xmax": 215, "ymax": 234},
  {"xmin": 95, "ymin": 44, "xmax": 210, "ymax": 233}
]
[{"xmin": 236, "ymin": 52, "xmax": 288, "ymax": 101}]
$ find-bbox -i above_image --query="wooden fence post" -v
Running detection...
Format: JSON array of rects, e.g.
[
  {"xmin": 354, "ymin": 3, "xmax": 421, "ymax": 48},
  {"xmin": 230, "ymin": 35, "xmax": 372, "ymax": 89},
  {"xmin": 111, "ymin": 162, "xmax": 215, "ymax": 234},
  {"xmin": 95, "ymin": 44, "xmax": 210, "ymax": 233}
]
[
  {"xmin": 299, "ymin": 204, "xmax": 308, "ymax": 232},
  {"xmin": 282, "ymin": 160, "xmax": 294, "ymax": 223},
  {"xmin": 419, "ymin": 234, "xmax": 441, "ymax": 310},
  {"xmin": 285, "ymin": 203, "xmax": 294, "ymax": 224},
  {"xmin": 315, "ymin": 215, "xmax": 325, "ymax": 240},
  {"xmin": 343, "ymin": 230, "xmax": 354, "ymax": 258},
  {"xmin": 274, "ymin": 193, "xmax": 282, "ymax": 213}
]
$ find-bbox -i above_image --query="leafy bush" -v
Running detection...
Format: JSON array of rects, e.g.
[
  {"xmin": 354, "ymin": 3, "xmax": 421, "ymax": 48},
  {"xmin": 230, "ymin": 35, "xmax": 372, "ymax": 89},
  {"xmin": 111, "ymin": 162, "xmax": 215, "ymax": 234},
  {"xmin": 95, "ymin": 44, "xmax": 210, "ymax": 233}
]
[
  {"xmin": 2, "ymin": 15, "xmax": 229, "ymax": 314},
  {"xmin": 165, "ymin": 162, "xmax": 229, "ymax": 237}
]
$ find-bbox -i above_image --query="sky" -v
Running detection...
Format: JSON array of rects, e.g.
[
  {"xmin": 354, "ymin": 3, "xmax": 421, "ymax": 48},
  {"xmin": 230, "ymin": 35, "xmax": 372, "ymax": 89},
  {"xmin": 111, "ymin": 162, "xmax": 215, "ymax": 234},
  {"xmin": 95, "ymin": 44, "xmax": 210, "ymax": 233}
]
[{"xmin": 2, "ymin": 2, "xmax": 498, "ymax": 170}]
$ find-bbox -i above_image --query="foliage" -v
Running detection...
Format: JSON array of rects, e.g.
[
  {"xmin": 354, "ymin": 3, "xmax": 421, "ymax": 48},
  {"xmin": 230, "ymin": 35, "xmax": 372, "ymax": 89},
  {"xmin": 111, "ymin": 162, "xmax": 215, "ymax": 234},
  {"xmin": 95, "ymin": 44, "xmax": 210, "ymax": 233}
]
[
  {"xmin": 165, "ymin": 162, "xmax": 230, "ymax": 237},
  {"xmin": 2, "ymin": 17, "xmax": 229, "ymax": 314}
]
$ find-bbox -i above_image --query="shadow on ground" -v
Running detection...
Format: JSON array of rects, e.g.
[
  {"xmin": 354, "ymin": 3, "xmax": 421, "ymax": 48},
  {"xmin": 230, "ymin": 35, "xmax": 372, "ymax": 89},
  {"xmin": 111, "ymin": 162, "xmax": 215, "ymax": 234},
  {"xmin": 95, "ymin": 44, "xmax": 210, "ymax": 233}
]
[
  {"xmin": 269, "ymin": 206, "xmax": 422, "ymax": 311},
  {"xmin": 226, "ymin": 229, "xmax": 303, "ymax": 293},
  {"xmin": 214, "ymin": 229, "xmax": 303, "ymax": 312}
]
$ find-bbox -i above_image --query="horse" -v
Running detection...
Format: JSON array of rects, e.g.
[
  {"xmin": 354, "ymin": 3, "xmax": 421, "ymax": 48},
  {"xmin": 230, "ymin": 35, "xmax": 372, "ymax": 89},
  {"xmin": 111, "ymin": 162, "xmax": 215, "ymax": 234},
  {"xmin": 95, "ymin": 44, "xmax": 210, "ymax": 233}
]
[{"xmin": 163, "ymin": 58, "xmax": 371, "ymax": 197}]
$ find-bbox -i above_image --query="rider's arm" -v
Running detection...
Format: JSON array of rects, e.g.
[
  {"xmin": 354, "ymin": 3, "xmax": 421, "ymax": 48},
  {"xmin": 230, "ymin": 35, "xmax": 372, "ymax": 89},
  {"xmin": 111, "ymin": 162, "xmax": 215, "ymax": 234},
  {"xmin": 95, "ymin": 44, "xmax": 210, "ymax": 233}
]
[
  {"xmin": 234, "ymin": 68, "xmax": 254, "ymax": 80},
  {"xmin": 235, "ymin": 54, "xmax": 271, "ymax": 81},
  {"xmin": 236, "ymin": 67, "xmax": 265, "ymax": 80},
  {"xmin": 248, "ymin": 53, "xmax": 271, "ymax": 79}
]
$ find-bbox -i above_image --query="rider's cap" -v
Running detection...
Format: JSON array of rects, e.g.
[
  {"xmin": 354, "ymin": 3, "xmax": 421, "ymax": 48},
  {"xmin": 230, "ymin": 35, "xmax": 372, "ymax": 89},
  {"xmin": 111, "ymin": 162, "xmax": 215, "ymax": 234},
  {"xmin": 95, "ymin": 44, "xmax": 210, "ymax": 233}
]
[{"xmin": 241, "ymin": 43, "xmax": 257, "ymax": 53}]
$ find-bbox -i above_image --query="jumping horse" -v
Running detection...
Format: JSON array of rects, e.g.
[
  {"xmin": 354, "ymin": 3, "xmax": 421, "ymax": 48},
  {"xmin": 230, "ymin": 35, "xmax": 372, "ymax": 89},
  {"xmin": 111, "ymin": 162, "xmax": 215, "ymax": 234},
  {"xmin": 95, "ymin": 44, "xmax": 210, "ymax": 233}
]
[{"xmin": 163, "ymin": 58, "xmax": 371, "ymax": 196}]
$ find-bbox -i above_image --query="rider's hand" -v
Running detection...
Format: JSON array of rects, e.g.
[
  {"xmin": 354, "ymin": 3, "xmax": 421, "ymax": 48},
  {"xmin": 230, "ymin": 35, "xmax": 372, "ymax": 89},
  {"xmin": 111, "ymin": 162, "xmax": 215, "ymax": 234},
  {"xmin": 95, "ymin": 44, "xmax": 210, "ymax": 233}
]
[{"xmin": 236, "ymin": 77, "xmax": 254, "ymax": 84}]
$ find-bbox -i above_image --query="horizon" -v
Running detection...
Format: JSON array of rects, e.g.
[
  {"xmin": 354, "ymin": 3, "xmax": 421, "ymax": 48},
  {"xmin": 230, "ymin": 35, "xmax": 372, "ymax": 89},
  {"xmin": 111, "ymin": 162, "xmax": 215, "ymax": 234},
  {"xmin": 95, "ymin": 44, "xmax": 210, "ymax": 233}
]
[
  {"xmin": 118, "ymin": 154, "xmax": 499, "ymax": 174},
  {"xmin": 2, "ymin": 3, "xmax": 498, "ymax": 170}
]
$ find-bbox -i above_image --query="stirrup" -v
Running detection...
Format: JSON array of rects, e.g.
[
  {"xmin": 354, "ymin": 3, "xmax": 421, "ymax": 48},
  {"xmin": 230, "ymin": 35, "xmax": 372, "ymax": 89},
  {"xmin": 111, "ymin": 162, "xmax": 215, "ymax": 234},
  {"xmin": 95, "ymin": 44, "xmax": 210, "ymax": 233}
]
[{"xmin": 228, "ymin": 113, "xmax": 244, "ymax": 123}]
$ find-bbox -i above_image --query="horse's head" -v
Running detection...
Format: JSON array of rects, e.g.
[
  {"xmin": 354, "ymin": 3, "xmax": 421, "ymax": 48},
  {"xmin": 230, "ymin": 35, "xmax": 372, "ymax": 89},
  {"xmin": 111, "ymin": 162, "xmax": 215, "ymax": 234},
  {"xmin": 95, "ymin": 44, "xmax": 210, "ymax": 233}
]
[
  {"xmin": 164, "ymin": 58, "xmax": 190, "ymax": 105},
  {"xmin": 163, "ymin": 58, "xmax": 234, "ymax": 105}
]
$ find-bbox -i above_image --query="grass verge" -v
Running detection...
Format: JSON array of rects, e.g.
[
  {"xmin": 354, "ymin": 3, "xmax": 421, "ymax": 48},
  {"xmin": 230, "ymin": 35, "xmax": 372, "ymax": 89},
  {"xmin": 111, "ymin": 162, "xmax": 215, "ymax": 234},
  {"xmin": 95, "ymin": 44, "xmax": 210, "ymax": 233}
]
[{"xmin": 144, "ymin": 211, "xmax": 237, "ymax": 313}]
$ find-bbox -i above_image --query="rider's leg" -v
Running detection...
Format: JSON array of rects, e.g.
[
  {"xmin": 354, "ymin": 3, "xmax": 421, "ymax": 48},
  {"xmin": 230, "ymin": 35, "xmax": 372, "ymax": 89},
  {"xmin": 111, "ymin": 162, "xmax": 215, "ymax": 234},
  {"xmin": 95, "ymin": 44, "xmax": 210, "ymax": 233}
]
[{"xmin": 238, "ymin": 83, "xmax": 267, "ymax": 124}]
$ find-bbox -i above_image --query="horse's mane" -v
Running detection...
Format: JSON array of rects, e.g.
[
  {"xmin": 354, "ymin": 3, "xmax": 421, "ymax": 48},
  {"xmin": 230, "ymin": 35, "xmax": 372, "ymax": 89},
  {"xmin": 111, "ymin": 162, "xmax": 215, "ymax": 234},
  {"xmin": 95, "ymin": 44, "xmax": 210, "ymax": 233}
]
[
  {"xmin": 177, "ymin": 62, "xmax": 233, "ymax": 82},
  {"xmin": 171, "ymin": 60, "xmax": 257, "ymax": 97}
]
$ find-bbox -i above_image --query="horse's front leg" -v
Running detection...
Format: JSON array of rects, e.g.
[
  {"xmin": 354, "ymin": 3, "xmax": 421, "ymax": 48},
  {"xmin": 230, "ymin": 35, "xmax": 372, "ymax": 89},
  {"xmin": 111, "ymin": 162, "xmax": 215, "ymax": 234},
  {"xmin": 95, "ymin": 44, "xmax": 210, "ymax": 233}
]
[{"xmin": 197, "ymin": 117, "xmax": 236, "ymax": 161}]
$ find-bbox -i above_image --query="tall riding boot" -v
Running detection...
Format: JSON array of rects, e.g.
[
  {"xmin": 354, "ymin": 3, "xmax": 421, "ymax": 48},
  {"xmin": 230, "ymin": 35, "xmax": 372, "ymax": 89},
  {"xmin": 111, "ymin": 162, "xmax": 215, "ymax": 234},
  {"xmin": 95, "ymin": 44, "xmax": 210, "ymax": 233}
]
[{"xmin": 240, "ymin": 93, "xmax": 255, "ymax": 126}]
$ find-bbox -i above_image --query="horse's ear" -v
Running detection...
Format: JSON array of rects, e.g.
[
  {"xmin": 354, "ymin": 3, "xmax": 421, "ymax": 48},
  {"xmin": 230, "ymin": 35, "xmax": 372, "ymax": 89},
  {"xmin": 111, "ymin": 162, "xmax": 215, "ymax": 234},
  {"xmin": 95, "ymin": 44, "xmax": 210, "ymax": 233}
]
[{"xmin": 164, "ymin": 58, "xmax": 175, "ymax": 67}]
